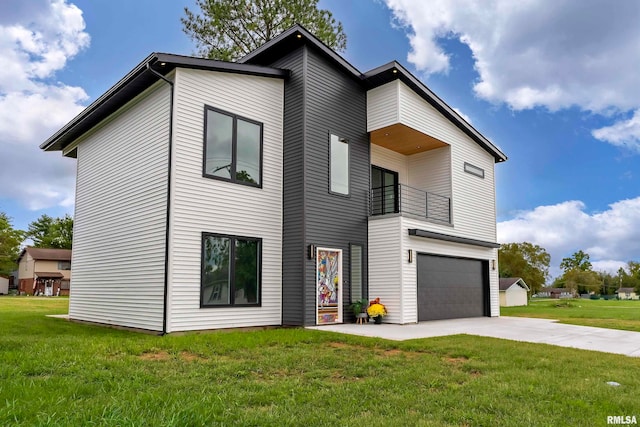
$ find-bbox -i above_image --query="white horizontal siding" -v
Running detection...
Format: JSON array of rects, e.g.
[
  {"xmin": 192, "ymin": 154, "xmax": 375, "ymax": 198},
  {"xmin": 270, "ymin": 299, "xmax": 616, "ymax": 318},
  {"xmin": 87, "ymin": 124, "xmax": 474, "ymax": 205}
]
[
  {"xmin": 367, "ymin": 216, "xmax": 404, "ymax": 324},
  {"xmin": 167, "ymin": 68, "xmax": 283, "ymax": 332},
  {"xmin": 397, "ymin": 81, "xmax": 497, "ymax": 242},
  {"xmin": 70, "ymin": 82, "xmax": 170, "ymax": 331},
  {"xmin": 371, "ymin": 144, "xmax": 408, "ymax": 185},
  {"xmin": 401, "ymin": 216, "xmax": 499, "ymax": 321},
  {"xmin": 366, "ymin": 81, "xmax": 399, "ymax": 131},
  {"xmin": 407, "ymin": 146, "xmax": 451, "ymax": 198}
]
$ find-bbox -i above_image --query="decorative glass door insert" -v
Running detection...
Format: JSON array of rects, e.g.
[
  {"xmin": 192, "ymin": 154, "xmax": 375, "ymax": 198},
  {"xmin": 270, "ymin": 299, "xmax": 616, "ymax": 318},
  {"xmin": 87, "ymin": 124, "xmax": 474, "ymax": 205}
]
[{"xmin": 316, "ymin": 248, "xmax": 343, "ymax": 324}]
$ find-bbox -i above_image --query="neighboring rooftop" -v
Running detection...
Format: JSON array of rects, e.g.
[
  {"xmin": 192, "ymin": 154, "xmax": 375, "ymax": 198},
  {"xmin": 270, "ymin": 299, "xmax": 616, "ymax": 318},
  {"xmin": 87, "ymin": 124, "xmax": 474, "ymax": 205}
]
[
  {"xmin": 499, "ymin": 277, "xmax": 530, "ymax": 291},
  {"xmin": 18, "ymin": 247, "xmax": 72, "ymax": 262}
]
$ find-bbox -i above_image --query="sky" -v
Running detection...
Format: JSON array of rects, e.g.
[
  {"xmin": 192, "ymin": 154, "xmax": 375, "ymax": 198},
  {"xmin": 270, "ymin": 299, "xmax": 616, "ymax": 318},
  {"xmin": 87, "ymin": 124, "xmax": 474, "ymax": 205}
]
[{"xmin": 1, "ymin": 0, "xmax": 639, "ymax": 280}]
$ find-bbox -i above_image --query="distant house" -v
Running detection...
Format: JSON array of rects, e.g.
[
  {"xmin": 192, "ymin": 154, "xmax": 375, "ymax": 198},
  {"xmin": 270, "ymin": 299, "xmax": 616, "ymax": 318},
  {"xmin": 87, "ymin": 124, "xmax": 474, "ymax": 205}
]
[
  {"xmin": 538, "ymin": 287, "xmax": 575, "ymax": 299},
  {"xmin": 17, "ymin": 248, "xmax": 72, "ymax": 296},
  {"xmin": 499, "ymin": 277, "xmax": 529, "ymax": 307},
  {"xmin": 616, "ymin": 287, "xmax": 638, "ymax": 300}
]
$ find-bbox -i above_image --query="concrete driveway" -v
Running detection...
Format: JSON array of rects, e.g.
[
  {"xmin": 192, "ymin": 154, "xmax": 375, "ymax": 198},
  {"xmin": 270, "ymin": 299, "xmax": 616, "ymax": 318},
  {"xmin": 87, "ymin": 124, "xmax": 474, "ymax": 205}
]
[{"xmin": 308, "ymin": 316, "xmax": 640, "ymax": 357}]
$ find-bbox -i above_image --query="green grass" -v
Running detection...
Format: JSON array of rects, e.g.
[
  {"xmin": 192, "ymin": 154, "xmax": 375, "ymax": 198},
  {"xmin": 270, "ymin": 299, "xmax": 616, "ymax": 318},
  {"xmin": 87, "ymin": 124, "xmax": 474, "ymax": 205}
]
[
  {"xmin": 502, "ymin": 298, "xmax": 640, "ymax": 332},
  {"xmin": 2, "ymin": 297, "xmax": 640, "ymax": 426}
]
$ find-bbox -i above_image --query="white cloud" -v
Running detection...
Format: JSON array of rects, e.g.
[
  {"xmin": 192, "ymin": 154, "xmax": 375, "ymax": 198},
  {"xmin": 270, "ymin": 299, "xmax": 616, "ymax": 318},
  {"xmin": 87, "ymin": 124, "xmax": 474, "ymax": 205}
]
[
  {"xmin": 498, "ymin": 198, "xmax": 640, "ymax": 276},
  {"xmin": 384, "ymin": 0, "xmax": 640, "ymax": 150},
  {"xmin": 0, "ymin": 0, "xmax": 89, "ymax": 210},
  {"xmin": 452, "ymin": 107, "xmax": 472, "ymax": 125},
  {"xmin": 592, "ymin": 109, "xmax": 640, "ymax": 152}
]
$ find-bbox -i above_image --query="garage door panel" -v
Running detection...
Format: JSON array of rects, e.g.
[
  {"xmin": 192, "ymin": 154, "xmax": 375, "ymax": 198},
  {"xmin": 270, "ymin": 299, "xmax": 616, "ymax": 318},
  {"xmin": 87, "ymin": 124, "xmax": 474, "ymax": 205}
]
[{"xmin": 417, "ymin": 254, "xmax": 487, "ymax": 321}]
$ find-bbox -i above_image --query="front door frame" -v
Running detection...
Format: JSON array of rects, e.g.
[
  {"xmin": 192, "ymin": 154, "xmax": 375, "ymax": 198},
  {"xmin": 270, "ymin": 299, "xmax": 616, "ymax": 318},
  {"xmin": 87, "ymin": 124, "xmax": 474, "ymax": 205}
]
[{"xmin": 316, "ymin": 247, "xmax": 343, "ymax": 325}]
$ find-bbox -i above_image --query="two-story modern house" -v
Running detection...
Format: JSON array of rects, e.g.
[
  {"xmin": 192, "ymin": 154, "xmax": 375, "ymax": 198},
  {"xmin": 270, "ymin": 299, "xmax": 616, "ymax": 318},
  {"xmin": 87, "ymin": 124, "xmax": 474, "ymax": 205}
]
[{"xmin": 41, "ymin": 25, "xmax": 506, "ymax": 333}]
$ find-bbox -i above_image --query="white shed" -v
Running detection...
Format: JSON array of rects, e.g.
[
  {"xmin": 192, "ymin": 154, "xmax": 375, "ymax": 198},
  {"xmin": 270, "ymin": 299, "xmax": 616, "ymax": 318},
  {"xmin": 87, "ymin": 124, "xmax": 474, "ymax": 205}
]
[
  {"xmin": 0, "ymin": 276, "xmax": 9, "ymax": 295},
  {"xmin": 499, "ymin": 278, "xmax": 529, "ymax": 307}
]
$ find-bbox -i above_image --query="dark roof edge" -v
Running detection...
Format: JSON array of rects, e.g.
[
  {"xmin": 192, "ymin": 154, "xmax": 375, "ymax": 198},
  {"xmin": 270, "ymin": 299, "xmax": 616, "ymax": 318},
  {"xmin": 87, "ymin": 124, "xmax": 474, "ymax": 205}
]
[
  {"xmin": 364, "ymin": 61, "xmax": 508, "ymax": 163},
  {"xmin": 238, "ymin": 24, "xmax": 361, "ymax": 78},
  {"xmin": 40, "ymin": 52, "xmax": 157, "ymax": 151},
  {"xmin": 41, "ymin": 53, "xmax": 288, "ymax": 152},
  {"xmin": 408, "ymin": 228, "xmax": 501, "ymax": 249}
]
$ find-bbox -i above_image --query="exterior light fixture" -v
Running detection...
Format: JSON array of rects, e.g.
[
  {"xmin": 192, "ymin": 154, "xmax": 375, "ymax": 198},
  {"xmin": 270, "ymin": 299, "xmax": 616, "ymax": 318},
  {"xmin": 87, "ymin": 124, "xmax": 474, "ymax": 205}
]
[
  {"xmin": 296, "ymin": 34, "xmax": 302, "ymax": 39},
  {"xmin": 408, "ymin": 249, "xmax": 413, "ymax": 263},
  {"xmin": 392, "ymin": 69, "xmax": 398, "ymax": 74},
  {"xmin": 491, "ymin": 259, "xmax": 496, "ymax": 270},
  {"xmin": 308, "ymin": 244, "xmax": 316, "ymax": 259}
]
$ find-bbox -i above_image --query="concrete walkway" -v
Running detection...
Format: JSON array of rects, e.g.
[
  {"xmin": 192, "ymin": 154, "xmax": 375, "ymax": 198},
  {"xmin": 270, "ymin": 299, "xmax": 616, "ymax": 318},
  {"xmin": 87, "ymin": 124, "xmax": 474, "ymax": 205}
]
[{"xmin": 307, "ymin": 316, "xmax": 640, "ymax": 357}]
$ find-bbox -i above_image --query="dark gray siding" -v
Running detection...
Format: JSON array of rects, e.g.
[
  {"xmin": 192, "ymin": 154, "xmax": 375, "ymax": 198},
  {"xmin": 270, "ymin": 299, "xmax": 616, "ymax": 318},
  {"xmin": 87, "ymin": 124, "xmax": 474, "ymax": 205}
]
[
  {"xmin": 266, "ymin": 44, "xmax": 369, "ymax": 326},
  {"xmin": 302, "ymin": 46, "xmax": 369, "ymax": 325},
  {"xmin": 271, "ymin": 47, "xmax": 306, "ymax": 325}
]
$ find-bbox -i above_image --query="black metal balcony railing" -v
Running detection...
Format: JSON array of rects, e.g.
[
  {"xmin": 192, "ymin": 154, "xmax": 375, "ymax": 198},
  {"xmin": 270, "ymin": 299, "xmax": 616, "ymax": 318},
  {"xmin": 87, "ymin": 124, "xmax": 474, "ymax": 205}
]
[{"xmin": 370, "ymin": 184, "xmax": 451, "ymax": 224}]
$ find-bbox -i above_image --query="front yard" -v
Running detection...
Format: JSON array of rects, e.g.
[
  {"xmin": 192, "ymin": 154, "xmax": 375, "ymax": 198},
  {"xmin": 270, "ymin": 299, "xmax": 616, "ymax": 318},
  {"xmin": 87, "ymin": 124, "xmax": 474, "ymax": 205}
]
[
  {"xmin": 502, "ymin": 298, "xmax": 640, "ymax": 332},
  {"xmin": 1, "ymin": 297, "xmax": 639, "ymax": 426}
]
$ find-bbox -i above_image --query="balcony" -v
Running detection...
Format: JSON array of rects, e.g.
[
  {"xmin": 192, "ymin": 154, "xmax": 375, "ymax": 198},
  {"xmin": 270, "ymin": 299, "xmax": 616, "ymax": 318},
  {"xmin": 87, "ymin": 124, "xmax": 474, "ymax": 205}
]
[{"xmin": 370, "ymin": 184, "xmax": 451, "ymax": 224}]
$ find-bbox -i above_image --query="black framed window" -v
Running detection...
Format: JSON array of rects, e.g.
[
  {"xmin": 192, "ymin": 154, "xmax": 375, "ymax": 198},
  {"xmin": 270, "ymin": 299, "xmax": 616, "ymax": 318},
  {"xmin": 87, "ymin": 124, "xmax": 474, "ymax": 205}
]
[
  {"xmin": 201, "ymin": 232, "xmax": 261, "ymax": 307},
  {"xmin": 464, "ymin": 162, "xmax": 484, "ymax": 178},
  {"xmin": 203, "ymin": 106, "xmax": 263, "ymax": 187},
  {"xmin": 371, "ymin": 165, "xmax": 399, "ymax": 215},
  {"xmin": 57, "ymin": 261, "xmax": 71, "ymax": 270},
  {"xmin": 329, "ymin": 134, "xmax": 349, "ymax": 195}
]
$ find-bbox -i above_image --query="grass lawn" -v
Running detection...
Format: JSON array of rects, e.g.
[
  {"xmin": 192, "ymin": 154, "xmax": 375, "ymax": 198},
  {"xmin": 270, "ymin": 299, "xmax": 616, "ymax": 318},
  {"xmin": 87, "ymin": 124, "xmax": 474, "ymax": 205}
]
[
  {"xmin": 502, "ymin": 298, "xmax": 640, "ymax": 332},
  {"xmin": 2, "ymin": 297, "xmax": 639, "ymax": 426}
]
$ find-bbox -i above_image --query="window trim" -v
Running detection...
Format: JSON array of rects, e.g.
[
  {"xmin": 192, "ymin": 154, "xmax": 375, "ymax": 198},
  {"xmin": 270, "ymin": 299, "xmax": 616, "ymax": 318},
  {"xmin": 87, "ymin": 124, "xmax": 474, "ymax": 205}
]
[
  {"xmin": 349, "ymin": 243, "xmax": 365, "ymax": 303},
  {"xmin": 57, "ymin": 261, "xmax": 71, "ymax": 271},
  {"xmin": 464, "ymin": 162, "xmax": 485, "ymax": 179},
  {"xmin": 328, "ymin": 133, "xmax": 350, "ymax": 197},
  {"xmin": 202, "ymin": 105, "xmax": 264, "ymax": 188},
  {"xmin": 200, "ymin": 231, "xmax": 262, "ymax": 308}
]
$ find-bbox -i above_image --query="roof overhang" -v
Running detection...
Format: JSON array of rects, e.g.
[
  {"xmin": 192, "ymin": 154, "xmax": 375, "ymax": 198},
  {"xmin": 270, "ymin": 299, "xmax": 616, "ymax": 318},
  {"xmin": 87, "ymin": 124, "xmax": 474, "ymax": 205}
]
[
  {"xmin": 363, "ymin": 62, "xmax": 507, "ymax": 163},
  {"xmin": 41, "ymin": 53, "xmax": 288, "ymax": 154},
  {"xmin": 408, "ymin": 228, "xmax": 501, "ymax": 249}
]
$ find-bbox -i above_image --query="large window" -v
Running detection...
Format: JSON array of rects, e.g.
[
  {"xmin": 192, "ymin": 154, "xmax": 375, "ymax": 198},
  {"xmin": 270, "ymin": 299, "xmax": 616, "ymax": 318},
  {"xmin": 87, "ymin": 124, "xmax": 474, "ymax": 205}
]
[
  {"xmin": 329, "ymin": 134, "xmax": 349, "ymax": 195},
  {"xmin": 203, "ymin": 106, "xmax": 263, "ymax": 187},
  {"xmin": 201, "ymin": 232, "xmax": 261, "ymax": 307}
]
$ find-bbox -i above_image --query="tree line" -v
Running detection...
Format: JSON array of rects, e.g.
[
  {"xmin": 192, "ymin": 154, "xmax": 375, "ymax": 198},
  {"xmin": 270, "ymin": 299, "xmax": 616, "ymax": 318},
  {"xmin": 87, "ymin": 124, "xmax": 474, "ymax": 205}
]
[
  {"xmin": 0, "ymin": 212, "xmax": 73, "ymax": 275},
  {"xmin": 499, "ymin": 243, "xmax": 640, "ymax": 295}
]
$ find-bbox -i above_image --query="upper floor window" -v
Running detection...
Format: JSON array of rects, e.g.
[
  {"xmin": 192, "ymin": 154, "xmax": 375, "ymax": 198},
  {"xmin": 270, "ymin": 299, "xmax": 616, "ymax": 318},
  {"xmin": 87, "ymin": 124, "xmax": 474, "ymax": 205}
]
[
  {"xmin": 464, "ymin": 162, "xmax": 484, "ymax": 179},
  {"xmin": 203, "ymin": 106, "xmax": 263, "ymax": 187},
  {"xmin": 329, "ymin": 134, "xmax": 349, "ymax": 195},
  {"xmin": 58, "ymin": 261, "xmax": 71, "ymax": 270}
]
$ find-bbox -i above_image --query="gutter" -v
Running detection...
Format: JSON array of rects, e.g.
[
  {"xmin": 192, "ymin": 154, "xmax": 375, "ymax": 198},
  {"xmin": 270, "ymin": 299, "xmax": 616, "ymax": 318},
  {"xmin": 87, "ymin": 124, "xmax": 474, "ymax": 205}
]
[{"xmin": 146, "ymin": 61, "xmax": 174, "ymax": 336}]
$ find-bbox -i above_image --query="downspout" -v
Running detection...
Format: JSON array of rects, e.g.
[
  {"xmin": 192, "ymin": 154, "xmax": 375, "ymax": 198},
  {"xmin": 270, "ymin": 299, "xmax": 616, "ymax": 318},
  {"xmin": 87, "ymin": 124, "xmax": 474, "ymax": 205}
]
[{"xmin": 146, "ymin": 61, "xmax": 174, "ymax": 335}]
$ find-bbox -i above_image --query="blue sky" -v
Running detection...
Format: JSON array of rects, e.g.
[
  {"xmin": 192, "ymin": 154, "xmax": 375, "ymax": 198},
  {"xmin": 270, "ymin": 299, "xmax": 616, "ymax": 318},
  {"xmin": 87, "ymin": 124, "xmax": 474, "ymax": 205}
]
[{"xmin": 1, "ymin": 0, "xmax": 639, "ymax": 278}]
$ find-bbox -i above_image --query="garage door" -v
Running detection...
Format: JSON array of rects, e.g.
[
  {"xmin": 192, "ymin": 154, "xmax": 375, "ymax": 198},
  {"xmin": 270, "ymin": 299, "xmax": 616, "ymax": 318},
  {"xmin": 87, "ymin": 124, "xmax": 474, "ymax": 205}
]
[{"xmin": 417, "ymin": 254, "xmax": 488, "ymax": 321}]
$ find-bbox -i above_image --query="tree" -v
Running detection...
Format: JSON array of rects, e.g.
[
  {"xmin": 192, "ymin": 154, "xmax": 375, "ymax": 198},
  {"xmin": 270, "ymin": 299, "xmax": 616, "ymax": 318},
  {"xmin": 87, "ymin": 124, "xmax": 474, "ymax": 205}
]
[
  {"xmin": 563, "ymin": 268, "xmax": 600, "ymax": 294},
  {"xmin": 0, "ymin": 212, "xmax": 25, "ymax": 275},
  {"xmin": 560, "ymin": 250, "xmax": 592, "ymax": 272},
  {"xmin": 182, "ymin": 0, "xmax": 347, "ymax": 61},
  {"xmin": 27, "ymin": 214, "xmax": 73, "ymax": 249},
  {"xmin": 498, "ymin": 242, "xmax": 550, "ymax": 294}
]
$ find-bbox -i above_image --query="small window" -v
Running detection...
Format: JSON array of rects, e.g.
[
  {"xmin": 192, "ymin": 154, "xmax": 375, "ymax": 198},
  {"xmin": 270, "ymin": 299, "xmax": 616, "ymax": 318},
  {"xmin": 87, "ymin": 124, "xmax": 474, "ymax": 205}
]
[
  {"xmin": 330, "ymin": 134, "xmax": 349, "ymax": 195},
  {"xmin": 203, "ymin": 106, "xmax": 263, "ymax": 186},
  {"xmin": 350, "ymin": 244, "xmax": 364, "ymax": 302},
  {"xmin": 201, "ymin": 232, "xmax": 261, "ymax": 307},
  {"xmin": 60, "ymin": 280, "xmax": 70, "ymax": 290},
  {"xmin": 464, "ymin": 162, "xmax": 485, "ymax": 178},
  {"xmin": 58, "ymin": 261, "xmax": 71, "ymax": 270}
]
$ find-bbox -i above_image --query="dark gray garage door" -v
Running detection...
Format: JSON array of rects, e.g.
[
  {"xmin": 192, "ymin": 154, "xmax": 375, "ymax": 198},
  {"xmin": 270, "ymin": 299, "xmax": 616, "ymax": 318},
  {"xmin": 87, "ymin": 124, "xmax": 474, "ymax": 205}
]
[{"xmin": 417, "ymin": 254, "xmax": 487, "ymax": 321}]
